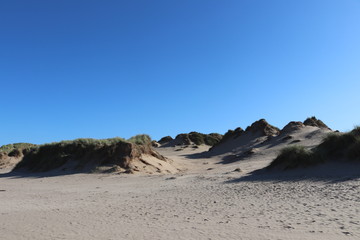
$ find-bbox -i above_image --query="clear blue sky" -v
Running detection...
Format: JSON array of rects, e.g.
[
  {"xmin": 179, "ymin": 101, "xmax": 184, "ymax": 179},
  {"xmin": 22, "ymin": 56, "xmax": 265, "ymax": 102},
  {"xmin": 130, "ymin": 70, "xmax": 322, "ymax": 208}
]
[{"xmin": 1, "ymin": 0, "xmax": 360, "ymax": 145}]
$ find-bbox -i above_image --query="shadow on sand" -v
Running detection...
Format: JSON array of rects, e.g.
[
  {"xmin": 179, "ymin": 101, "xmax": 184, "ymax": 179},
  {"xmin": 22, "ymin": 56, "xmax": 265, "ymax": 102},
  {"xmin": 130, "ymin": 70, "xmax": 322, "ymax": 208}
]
[
  {"xmin": 181, "ymin": 150, "xmax": 254, "ymax": 165},
  {"xmin": 0, "ymin": 169, "xmax": 87, "ymax": 179},
  {"xmin": 225, "ymin": 162, "xmax": 360, "ymax": 184},
  {"xmin": 180, "ymin": 151, "xmax": 208, "ymax": 159}
]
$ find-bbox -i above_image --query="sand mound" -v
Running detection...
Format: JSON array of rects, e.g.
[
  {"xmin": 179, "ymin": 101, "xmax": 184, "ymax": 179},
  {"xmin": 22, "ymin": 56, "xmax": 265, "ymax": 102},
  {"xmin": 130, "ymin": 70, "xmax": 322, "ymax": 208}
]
[
  {"xmin": 221, "ymin": 127, "xmax": 244, "ymax": 141},
  {"xmin": 208, "ymin": 118, "xmax": 334, "ymax": 160},
  {"xmin": 209, "ymin": 119, "xmax": 280, "ymax": 155},
  {"xmin": 173, "ymin": 134, "xmax": 192, "ymax": 146},
  {"xmin": 158, "ymin": 136, "xmax": 173, "ymax": 145},
  {"xmin": 0, "ymin": 154, "xmax": 20, "ymax": 171},
  {"xmin": 280, "ymin": 121, "xmax": 305, "ymax": 135},
  {"xmin": 303, "ymin": 116, "xmax": 331, "ymax": 130},
  {"xmin": 12, "ymin": 138, "xmax": 178, "ymax": 174},
  {"xmin": 245, "ymin": 119, "xmax": 280, "ymax": 136}
]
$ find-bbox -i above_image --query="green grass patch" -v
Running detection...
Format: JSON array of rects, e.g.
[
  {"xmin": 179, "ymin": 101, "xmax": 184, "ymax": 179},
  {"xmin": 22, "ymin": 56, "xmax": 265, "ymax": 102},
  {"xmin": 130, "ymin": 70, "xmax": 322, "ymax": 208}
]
[
  {"xmin": 127, "ymin": 134, "xmax": 152, "ymax": 145},
  {"xmin": 0, "ymin": 143, "xmax": 37, "ymax": 156}
]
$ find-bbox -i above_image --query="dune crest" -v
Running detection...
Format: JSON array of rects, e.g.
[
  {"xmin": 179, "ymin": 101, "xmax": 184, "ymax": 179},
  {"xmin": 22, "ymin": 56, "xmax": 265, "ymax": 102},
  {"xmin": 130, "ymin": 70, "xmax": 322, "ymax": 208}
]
[{"xmin": 208, "ymin": 118, "xmax": 332, "ymax": 159}]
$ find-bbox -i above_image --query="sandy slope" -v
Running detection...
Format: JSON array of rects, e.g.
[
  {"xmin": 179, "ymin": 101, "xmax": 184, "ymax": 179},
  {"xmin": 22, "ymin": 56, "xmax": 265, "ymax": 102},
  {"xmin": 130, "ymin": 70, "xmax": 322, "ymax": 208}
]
[{"xmin": 1, "ymin": 127, "xmax": 360, "ymax": 240}]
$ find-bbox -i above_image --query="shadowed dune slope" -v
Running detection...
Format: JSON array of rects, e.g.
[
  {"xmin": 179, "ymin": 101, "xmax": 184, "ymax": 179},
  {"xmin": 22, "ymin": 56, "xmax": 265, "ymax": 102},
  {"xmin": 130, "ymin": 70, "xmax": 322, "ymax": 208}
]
[{"xmin": 207, "ymin": 118, "xmax": 332, "ymax": 161}]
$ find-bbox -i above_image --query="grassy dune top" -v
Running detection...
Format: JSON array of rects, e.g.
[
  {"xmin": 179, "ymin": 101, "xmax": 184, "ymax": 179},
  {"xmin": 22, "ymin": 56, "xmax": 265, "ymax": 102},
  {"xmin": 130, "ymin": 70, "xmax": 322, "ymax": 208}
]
[
  {"xmin": 186, "ymin": 132, "xmax": 222, "ymax": 146},
  {"xmin": 1, "ymin": 134, "xmax": 152, "ymax": 153},
  {"xmin": 1, "ymin": 135, "xmax": 155, "ymax": 172},
  {"xmin": 268, "ymin": 127, "xmax": 360, "ymax": 170},
  {"xmin": 0, "ymin": 143, "xmax": 37, "ymax": 157}
]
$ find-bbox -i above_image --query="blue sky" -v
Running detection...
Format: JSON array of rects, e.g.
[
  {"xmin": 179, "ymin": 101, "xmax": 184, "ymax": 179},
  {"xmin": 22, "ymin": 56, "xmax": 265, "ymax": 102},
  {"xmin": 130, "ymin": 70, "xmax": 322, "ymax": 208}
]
[{"xmin": 1, "ymin": 0, "xmax": 360, "ymax": 145}]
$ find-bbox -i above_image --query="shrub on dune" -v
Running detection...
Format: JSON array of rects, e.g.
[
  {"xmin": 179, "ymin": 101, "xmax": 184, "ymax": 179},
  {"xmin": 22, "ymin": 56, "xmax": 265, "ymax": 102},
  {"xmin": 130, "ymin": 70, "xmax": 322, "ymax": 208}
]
[
  {"xmin": 316, "ymin": 127, "xmax": 360, "ymax": 161},
  {"xmin": 316, "ymin": 133, "xmax": 356, "ymax": 159},
  {"xmin": 188, "ymin": 132, "xmax": 205, "ymax": 145},
  {"xmin": 346, "ymin": 137, "xmax": 360, "ymax": 161},
  {"xmin": 268, "ymin": 126, "xmax": 360, "ymax": 170},
  {"xmin": 267, "ymin": 146, "xmax": 322, "ymax": 170}
]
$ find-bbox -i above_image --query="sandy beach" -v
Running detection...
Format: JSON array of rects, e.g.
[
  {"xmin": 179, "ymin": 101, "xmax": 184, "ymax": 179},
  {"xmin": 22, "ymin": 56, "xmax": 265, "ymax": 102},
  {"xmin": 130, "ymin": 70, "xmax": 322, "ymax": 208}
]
[{"xmin": 1, "ymin": 137, "xmax": 360, "ymax": 240}]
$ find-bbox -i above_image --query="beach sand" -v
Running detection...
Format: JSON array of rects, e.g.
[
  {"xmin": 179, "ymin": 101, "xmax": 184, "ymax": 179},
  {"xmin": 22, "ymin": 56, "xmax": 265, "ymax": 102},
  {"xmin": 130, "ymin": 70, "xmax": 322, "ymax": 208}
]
[{"xmin": 1, "ymin": 127, "xmax": 359, "ymax": 240}]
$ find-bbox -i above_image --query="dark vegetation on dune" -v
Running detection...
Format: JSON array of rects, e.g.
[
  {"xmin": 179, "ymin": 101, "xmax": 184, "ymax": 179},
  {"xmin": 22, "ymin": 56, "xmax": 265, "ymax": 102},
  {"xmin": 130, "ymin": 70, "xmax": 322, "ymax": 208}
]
[
  {"xmin": 159, "ymin": 132, "xmax": 223, "ymax": 146},
  {"xmin": 267, "ymin": 145, "xmax": 322, "ymax": 170},
  {"xmin": 268, "ymin": 127, "xmax": 360, "ymax": 170},
  {"xmin": 245, "ymin": 119, "xmax": 280, "ymax": 136},
  {"xmin": 158, "ymin": 136, "xmax": 173, "ymax": 145},
  {"xmin": 187, "ymin": 132, "xmax": 223, "ymax": 146},
  {"xmin": 11, "ymin": 135, "xmax": 164, "ymax": 173},
  {"xmin": 0, "ymin": 143, "xmax": 37, "ymax": 157},
  {"xmin": 280, "ymin": 121, "xmax": 305, "ymax": 134},
  {"xmin": 303, "ymin": 116, "xmax": 331, "ymax": 130},
  {"xmin": 222, "ymin": 127, "xmax": 244, "ymax": 141},
  {"xmin": 127, "ymin": 134, "xmax": 152, "ymax": 145}
]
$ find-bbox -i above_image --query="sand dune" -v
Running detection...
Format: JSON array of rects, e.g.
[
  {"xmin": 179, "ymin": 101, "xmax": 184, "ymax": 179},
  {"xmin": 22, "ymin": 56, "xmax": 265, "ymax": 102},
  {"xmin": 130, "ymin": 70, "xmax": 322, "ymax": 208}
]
[{"xmin": 0, "ymin": 118, "xmax": 359, "ymax": 240}]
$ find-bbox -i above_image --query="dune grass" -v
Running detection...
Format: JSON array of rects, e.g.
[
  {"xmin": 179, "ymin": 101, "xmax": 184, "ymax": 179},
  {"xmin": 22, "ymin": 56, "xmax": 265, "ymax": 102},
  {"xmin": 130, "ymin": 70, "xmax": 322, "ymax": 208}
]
[
  {"xmin": 127, "ymin": 134, "xmax": 152, "ymax": 145},
  {"xmin": 13, "ymin": 135, "xmax": 154, "ymax": 172},
  {"xmin": 187, "ymin": 132, "xmax": 222, "ymax": 146},
  {"xmin": 316, "ymin": 127, "xmax": 360, "ymax": 160},
  {"xmin": 268, "ymin": 126, "xmax": 360, "ymax": 170},
  {"xmin": 51, "ymin": 137, "xmax": 127, "ymax": 148},
  {"xmin": 267, "ymin": 146, "xmax": 322, "ymax": 170},
  {"xmin": 0, "ymin": 143, "xmax": 37, "ymax": 157},
  {"xmin": 14, "ymin": 137, "xmax": 129, "ymax": 172},
  {"xmin": 158, "ymin": 136, "xmax": 173, "ymax": 144}
]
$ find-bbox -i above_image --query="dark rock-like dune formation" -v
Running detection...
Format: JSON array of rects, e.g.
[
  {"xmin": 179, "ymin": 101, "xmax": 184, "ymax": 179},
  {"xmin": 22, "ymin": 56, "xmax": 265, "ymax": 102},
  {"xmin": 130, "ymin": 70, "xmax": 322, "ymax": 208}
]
[
  {"xmin": 158, "ymin": 136, "xmax": 173, "ymax": 145},
  {"xmin": 245, "ymin": 119, "xmax": 280, "ymax": 136},
  {"xmin": 222, "ymin": 127, "xmax": 244, "ymax": 141},
  {"xmin": 303, "ymin": 116, "xmax": 331, "ymax": 130},
  {"xmin": 159, "ymin": 132, "xmax": 222, "ymax": 147}
]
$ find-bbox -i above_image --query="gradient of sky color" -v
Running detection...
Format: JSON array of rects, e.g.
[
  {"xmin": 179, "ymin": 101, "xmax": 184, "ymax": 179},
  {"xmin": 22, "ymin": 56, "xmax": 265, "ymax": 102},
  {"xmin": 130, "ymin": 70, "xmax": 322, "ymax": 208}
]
[{"xmin": 1, "ymin": 0, "xmax": 360, "ymax": 146}]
